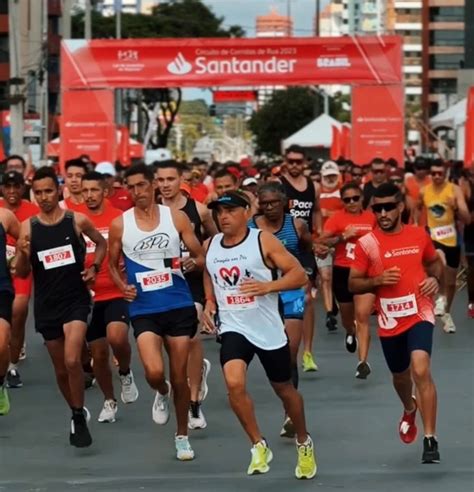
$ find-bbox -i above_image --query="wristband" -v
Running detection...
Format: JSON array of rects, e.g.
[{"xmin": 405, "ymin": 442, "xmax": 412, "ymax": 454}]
[{"xmin": 205, "ymin": 296, "xmax": 216, "ymax": 303}]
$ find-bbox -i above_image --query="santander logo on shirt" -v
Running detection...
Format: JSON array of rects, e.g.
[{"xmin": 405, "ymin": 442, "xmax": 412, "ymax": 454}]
[{"xmin": 384, "ymin": 246, "xmax": 420, "ymax": 258}]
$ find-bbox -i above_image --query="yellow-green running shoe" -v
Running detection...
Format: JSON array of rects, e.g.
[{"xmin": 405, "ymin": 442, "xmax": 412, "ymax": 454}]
[
  {"xmin": 247, "ymin": 440, "xmax": 273, "ymax": 475},
  {"xmin": 295, "ymin": 436, "xmax": 317, "ymax": 479},
  {"xmin": 0, "ymin": 384, "xmax": 10, "ymax": 416},
  {"xmin": 302, "ymin": 352, "xmax": 318, "ymax": 372}
]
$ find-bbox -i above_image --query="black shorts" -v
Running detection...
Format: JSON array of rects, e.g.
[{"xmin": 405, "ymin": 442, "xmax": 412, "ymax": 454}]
[
  {"xmin": 433, "ymin": 241, "xmax": 461, "ymax": 269},
  {"xmin": 87, "ymin": 298, "xmax": 130, "ymax": 343},
  {"xmin": 0, "ymin": 290, "xmax": 13, "ymax": 325},
  {"xmin": 131, "ymin": 306, "xmax": 198, "ymax": 339},
  {"xmin": 380, "ymin": 321, "xmax": 434, "ymax": 374},
  {"xmin": 219, "ymin": 331, "xmax": 291, "ymax": 383},
  {"xmin": 333, "ymin": 265, "xmax": 353, "ymax": 303},
  {"xmin": 36, "ymin": 303, "xmax": 91, "ymax": 342}
]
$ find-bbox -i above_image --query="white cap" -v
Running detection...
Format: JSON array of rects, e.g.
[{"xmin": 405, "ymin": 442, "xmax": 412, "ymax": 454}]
[
  {"xmin": 242, "ymin": 177, "xmax": 258, "ymax": 186},
  {"xmin": 95, "ymin": 161, "xmax": 116, "ymax": 176},
  {"xmin": 321, "ymin": 161, "xmax": 340, "ymax": 177}
]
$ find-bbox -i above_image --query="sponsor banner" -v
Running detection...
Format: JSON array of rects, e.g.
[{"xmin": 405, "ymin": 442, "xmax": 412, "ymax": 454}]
[
  {"xmin": 61, "ymin": 36, "xmax": 402, "ymax": 89},
  {"xmin": 60, "ymin": 89, "xmax": 116, "ymax": 168},
  {"xmin": 351, "ymin": 85, "xmax": 404, "ymax": 166},
  {"xmin": 213, "ymin": 90, "xmax": 257, "ymax": 103},
  {"xmin": 465, "ymin": 86, "xmax": 474, "ymax": 167}
]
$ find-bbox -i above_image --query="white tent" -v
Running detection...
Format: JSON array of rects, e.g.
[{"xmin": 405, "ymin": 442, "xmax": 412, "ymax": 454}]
[
  {"xmin": 430, "ymin": 98, "xmax": 467, "ymax": 129},
  {"xmin": 282, "ymin": 113, "xmax": 342, "ymax": 150}
]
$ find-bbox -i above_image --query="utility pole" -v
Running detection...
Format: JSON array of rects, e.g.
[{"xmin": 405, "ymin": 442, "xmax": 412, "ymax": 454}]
[
  {"xmin": 39, "ymin": 0, "xmax": 49, "ymax": 163},
  {"xmin": 62, "ymin": 0, "xmax": 72, "ymax": 39},
  {"xmin": 314, "ymin": 0, "xmax": 320, "ymax": 36},
  {"xmin": 8, "ymin": 0, "xmax": 24, "ymax": 156},
  {"xmin": 115, "ymin": 0, "xmax": 123, "ymax": 126},
  {"xmin": 85, "ymin": 0, "xmax": 92, "ymax": 39}
]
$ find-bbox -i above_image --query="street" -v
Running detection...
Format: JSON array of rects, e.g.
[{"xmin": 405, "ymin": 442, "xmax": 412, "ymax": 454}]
[{"xmin": 0, "ymin": 298, "xmax": 473, "ymax": 492}]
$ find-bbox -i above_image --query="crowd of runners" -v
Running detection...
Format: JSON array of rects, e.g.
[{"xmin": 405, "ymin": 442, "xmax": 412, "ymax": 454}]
[{"xmin": 0, "ymin": 148, "xmax": 473, "ymax": 479}]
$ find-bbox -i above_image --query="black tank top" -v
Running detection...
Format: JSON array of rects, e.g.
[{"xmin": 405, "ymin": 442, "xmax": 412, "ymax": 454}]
[
  {"xmin": 180, "ymin": 198, "xmax": 204, "ymax": 283},
  {"xmin": 280, "ymin": 176, "xmax": 316, "ymax": 233},
  {"xmin": 402, "ymin": 197, "xmax": 411, "ymax": 225},
  {"xmin": 0, "ymin": 222, "xmax": 12, "ymax": 293},
  {"xmin": 30, "ymin": 211, "xmax": 90, "ymax": 311}
]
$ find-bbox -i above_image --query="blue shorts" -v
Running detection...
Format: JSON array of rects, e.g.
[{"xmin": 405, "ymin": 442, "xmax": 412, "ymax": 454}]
[
  {"xmin": 380, "ymin": 321, "xmax": 434, "ymax": 374},
  {"xmin": 280, "ymin": 289, "xmax": 305, "ymax": 320}
]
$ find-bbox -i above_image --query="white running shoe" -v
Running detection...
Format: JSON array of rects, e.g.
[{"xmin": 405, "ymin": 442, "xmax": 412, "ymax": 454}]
[
  {"xmin": 198, "ymin": 359, "xmax": 211, "ymax": 402},
  {"xmin": 175, "ymin": 435, "xmax": 195, "ymax": 461},
  {"xmin": 441, "ymin": 313, "xmax": 456, "ymax": 333},
  {"xmin": 152, "ymin": 381, "xmax": 171, "ymax": 425},
  {"xmin": 434, "ymin": 296, "xmax": 447, "ymax": 317},
  {"xmin": 19, "ymin": 343, "xmax": 26, "ymax": 361},
  {"xmin": 98, "ymin": 399, "xmax": 118, "ymax": 423},
  {"xmin": 188, "ymin": 402, "xmax": 207, "ymax": 430},
  {"xmin": 120, "ymin": 370, "xmax": 139, "ymax": 404}
]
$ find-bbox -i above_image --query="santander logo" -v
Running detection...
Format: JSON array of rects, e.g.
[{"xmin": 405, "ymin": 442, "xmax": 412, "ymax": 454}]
[{"xmin": 167, "ymin": 52, "xmax": 193, "ymax": 75}]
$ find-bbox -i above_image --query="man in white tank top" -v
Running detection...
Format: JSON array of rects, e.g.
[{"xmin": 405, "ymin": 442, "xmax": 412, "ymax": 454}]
[
  {"xmin": 202, "ymin": 191, "xmax": 317, "ymax": 480},
  {"xmin": 108, "ymin": 164, "xmax": 205, "ymax": 461}
]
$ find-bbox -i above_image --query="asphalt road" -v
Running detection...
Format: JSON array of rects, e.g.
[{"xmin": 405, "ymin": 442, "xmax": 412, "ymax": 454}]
[{"xmin": 0, "ymin": 297, "xmax": 472, "ymax": 492}]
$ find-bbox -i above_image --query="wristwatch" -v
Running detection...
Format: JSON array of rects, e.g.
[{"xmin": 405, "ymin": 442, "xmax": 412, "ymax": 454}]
[{"xmin": 92, "ymin": 263, "xmax": 100, "ymax": 273}]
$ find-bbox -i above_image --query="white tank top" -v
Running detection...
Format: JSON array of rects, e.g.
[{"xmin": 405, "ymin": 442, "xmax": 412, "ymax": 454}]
[
  {"xmin": 122, "ymin": 205, "xmax": 193, "ymax": 317},
  {"xmin": 206, "ymin": 228, "xmax": 286, "ymax": 350}
]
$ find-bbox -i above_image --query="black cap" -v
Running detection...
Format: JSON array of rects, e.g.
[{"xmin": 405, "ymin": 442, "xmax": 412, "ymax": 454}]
[
  {"xmin": 3, "ymin": 171, "xmax": 25, "ymax": 186},
  {"xmin": 207, "ymin": 191, "xmax": 250, "ymax": 210}
]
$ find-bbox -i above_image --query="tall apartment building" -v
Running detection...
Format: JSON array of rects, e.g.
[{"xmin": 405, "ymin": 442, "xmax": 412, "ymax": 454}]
[
  {"xmin": 319, "ymin": 1, "xmax": 345, "ymax": 36},
  {"xmin": 344, "ymin": 0, "xmax": 393, "ymax": 34}
]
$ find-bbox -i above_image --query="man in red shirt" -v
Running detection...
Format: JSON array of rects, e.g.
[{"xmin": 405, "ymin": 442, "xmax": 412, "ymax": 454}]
[
  {"xmin": 320, "ymin": 182, "xmax": 376, "ymax": 378},
  {"xmin": 95, "ymin": 162, "xmax": 133, "ymax": 211},
  {"xmin": 0, "ymin": 171, "xmax": 39, "ymax": 388},
  {"xmin": 60, "ymin": 159, "xmax": 87, "ymax": 212},
  {"xmin": 81, "ymin": 171, "xmax": 139, "ymax": 423},
  {"xmin": 349, "ymin": 182, "xmax": 443, "ymax": 464}
]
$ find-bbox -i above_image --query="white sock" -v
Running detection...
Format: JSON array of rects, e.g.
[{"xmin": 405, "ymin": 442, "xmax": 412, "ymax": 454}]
[{"xmin": 8, "ymin": 363, "xmax": 17, "ymax": 372}]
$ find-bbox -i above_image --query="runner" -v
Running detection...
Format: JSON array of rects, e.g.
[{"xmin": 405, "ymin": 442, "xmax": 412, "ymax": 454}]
[
  {"xmin": 462, "ymin": 165, "xmax": 474, "ymax": 318},
  {"xmin": 0, "ymin": 207, "xmax": 20, "ymax": 415},
  {"xmin": 14, "ymin": 166, "xmax": 107, "ymax": 447},
  {"xmin": 362, "ymin": 158, "xmax": 388, "ymax": 209},
  {"xmin": 81, "ymin": 171, "xmax": 139, "ymax": 423},
  {"xmin": 249, "ymin": 182, "xmax": 314, "ymax": 437},
  {"xmin": 60, "ymin": 158, "xmax": 87, "ymax": 211},
  {"xmin": 319, "ymin": 182, "xmax": 376, "ymax": 378},
  {"xmin": 389, "ymin": 168, "xmax": 416, "ymax": 224},
  {"xmin": 156, "ymin": 161, "xmax": 216, "ymax": 430},
  {"xmin": 4, "ymin": 155, "xmax": 31, "ymax": 200},
  {"xmin": 0, "ymin": 171, "xmax": 39, "ymax": 388},
  {"xmin": 280, "ymin": 145, "xmax": 320, "ymax": 373},
  {"xmin": 203, "ymin": 190, "xmax": 317, "ymax": 479},
  {"xmin": 94, "ymin": 162, "xmax": 133, "ymax": 211},
  {"xmin": 108, "ymin": 163, "xmax": 205, "ymax": 461},
  {"xmin": 418, "ymin": 160, "xmax": 470, "ymax": 333},
  {"xmin": 315, "ymin": 161, "xmax": 343, "ymax": 332},
  {"xmin": 349, "ymin": 182, "xmax": 443, "ymax": 463},
  {"xmin": 405, "ymin": 157, "xmax": 431, "ymax": 204}
]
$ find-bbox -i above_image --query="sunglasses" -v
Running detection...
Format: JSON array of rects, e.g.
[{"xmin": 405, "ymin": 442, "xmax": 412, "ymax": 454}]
[
  {"xmin": 351, "ymin": 172, "xmax": 362, "ymax": 177},
  {"xmin": 372, "ymin": 202, "xmax": 398, "ymax": 213},
  {"xmin": 390, "ymin": 178, "xmax": 403, "ymax": 185},
  {"xmin": 372, "ymin": 169, "xmax": 386, "ymax": 174},
  {"xmin": 430, "ymin": 171, "xmax": 444, "ymax": 177},
  {"xmin": 342, "ymin": 195, "xmax": 361, "ymax": 204},
  {"xmin": 259, "ymin": 199, "xmax": 281, "ymax": 208},
  {"xmin": 287, "ymin": 159, "xmax": 304, "ymax": 165}
]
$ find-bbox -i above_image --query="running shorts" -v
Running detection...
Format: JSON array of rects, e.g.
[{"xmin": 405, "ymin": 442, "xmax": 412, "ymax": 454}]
[
  {"xmin": 433, "ymin": 241, "xmax": 461, "ymax": 269},
  {"xmin": 13, "ymin": 274, "xmax": 33, "ymax": 297},
  {"xmin": 332, "ymin": 265, "xmax": 353, "ymax": 304},
  {"xmin": 131, "ymin": 306, "xmax": 197, "ymax": 339},
  {"xmin": 280, "ymin": 288, "xmax": 305, "ymax": 320},
  {"xmin": 315, "ymin": 251, "xmax": 333, "ymax": 270},
  {"xmin": 0, "ymin": 290, "xmax": 14, "ymax": 325},
  {"xmin": 36, "ymin": 303, "xmax": 91, "ymax": 341},
  {"xmin": 380, "ymin": 321, "xmax": 434, "ymax": 374},
  {"xmin": 219, "ymin": 331, "xmax": 291, "ymax": 383},
  {"xmin": 87, "ymin": 298, "xmax": 130, "ymax": 343}
]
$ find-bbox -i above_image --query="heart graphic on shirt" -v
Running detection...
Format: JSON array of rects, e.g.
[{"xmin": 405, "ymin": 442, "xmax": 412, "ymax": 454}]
[{"xmin": 219, "ymin": 266, "xmax": 240, "ymax": 286}]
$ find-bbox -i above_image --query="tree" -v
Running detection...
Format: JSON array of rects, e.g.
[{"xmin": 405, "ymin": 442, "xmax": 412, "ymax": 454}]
[
  {"xmin": 249, "ymin": 88, "xmax": 319, "ymax": 155},
  {"xmin": 70, "ymin": 1, "xmax": 244, "ymax": 148}
]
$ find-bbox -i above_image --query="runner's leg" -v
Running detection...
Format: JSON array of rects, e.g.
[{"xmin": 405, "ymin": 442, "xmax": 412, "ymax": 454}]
[
  {"xmin": 0, "ymin": 319, "xmax": 10, "ymax": 382},
  {"xmin": 286, "ymin": 318, "xmax": 303, "ymax": 388},
  {"xmin": 63, "ymin": 321, "xmax": 88, "ymax": 409},
  {"xmin": 9, "ymin": 294, "xmax": 28, "ymax": 366},
  {"xmin": 188, "ymin": 304, "xmax": 204, "ymax": 402},
  {"xmin": 445, "ymin": 266, "xmax": 457, "ymax": 312},
  {"xmin": 107, "ymin": 321, "xmax": 132, "ymax": 374},
  {"xmin": 44, "ymin": 338, "xmax": 73, "ymax": 407},
  {"xmin": 136, "ymin": 332, "xmax": 167, "ymax": 394},
  {"xmin": 90, "ymin": 338, "xmax": 115, "ymax": 401},
  {"xmin": 355, "ymin": 293, "xmax": 374, "ymax": 363}
]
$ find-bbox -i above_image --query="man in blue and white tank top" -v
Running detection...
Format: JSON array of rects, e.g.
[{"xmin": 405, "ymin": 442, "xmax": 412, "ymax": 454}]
[
  {"xmin": 202, "ymin": 191, "xmax": 317, "ymax": 480},
  {"xmin": 108, "ymin": 164, "xmax": 205, "ymax": 461}
]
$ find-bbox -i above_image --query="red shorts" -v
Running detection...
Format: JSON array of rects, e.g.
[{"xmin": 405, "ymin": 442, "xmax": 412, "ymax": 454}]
[{"xmin": 13, "ymin": 274, "xmax": 33, "ymax": 297}]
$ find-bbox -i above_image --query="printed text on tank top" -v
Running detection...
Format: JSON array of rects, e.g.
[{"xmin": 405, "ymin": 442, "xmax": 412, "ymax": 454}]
[
  {"xmin": 281, "ymin": 176, "xmax": 316, "ymax": 231},
  {"xmin": 423, "ymin": 182, "xmax": 457, "ymax": 246}
]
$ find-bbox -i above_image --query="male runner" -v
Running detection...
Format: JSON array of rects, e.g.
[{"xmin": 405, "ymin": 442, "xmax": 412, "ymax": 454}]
[
  {"xmin": 81, "ymin": 172, "xmax": 139, "ymax": 423},
  {"xmin": 61, "ymin": 158, "xmax": 88, "ymax": 211},
  {"xmin": 405, "ymin": 157, "xmax": 431, "ymax": 203},
  {"xmin": 156, "ymin": 161, "xmax": 216, "ymax": 430},
  {"xmin": 0, "ymin": 171, "xmax": 39, "ymax": 387},
  {"xmin": 320, "ymin": 182, "xmax": 375, "ymax": 378},
  {"xmin": 280, "ymin": 145, "xmax": 320, "ymax": 373},
  {"xmin": 315, "ymin": 161, "xmax": 343, "ymax": 332},
  {"xmin": 0, "ymin": 207, "xmax": 20, "ymax": 415},
  {"xmin": 418, "ymin": 160, "xmax": 470, "ymax": 332},
  {"xmin": 15, "ymin": 166, "xmax": 107, "ymax": 447},
  {"xmin": 349, "ymin": 182, "xmax": 443, "ymax": 463},
  {"xmin": 95, "ymin": 162, "xmax": 133, "ymax": 211},
  {"xmin": 362, "ymin": 158, "xmax": 388, "ymax": 209},
  {"xmin": 203, "ymin": 190, "xmax": 316, "ymax": 479},
  {"xmin": 108, "ymin": 163, "xmax": 204, "ymax": 460}
]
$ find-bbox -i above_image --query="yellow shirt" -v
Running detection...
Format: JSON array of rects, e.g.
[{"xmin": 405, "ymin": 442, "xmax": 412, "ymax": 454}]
[{"xmin": 422, "ymin": 182, "xmax": 458, "ymax": 247}]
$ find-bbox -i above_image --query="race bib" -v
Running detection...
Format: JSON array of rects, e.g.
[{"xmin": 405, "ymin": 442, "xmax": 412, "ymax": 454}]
[
  {"xmin": 431, "ymin": 225, "xmax": 456, "ymax": 241},
  {"xmin": 38, "ymin": 244, "xmax": 76, "ymax": 270},
  {"xmin": 136, "ymin": 269, "xmax": 173, "ymax": 292},
  {"xmin": 224, "ymin": 288, "xmax": 257, "ymax": 310},
  {"xmin": 345, "ymin": 242, "xmax": 355, "ymax": 260},
  {"xmin": 380, "ymin": 294, "xmax": 418, "ymax": 318},
  {"xmin": 84, "ymin": 230, "xmax": 108, "ymax": 254},
  {"xmin": 6, "ymin": 245, "xmax": 15, "ymax": 261}
]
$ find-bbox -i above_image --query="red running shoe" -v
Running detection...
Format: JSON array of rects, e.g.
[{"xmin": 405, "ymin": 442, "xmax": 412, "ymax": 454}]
[{"xmin": 399, "ymin": 397, "xmax": 418, "ymax": 444}]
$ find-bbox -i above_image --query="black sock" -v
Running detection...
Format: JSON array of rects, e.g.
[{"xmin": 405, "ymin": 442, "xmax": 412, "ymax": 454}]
[
  {"xmin": 71, "ymin": 407, "xmax": 84, "ymax": 418},
  {"xmin": 291, "ymin": 364, "xmax": 299, "ymax": 389},
  {"xmin": 118, "ymin": 368, "xmax": 130, "ymax": 376},
  {"xmin": 0, "ymin": 376, "xmax": 4, "ymax": 386}
]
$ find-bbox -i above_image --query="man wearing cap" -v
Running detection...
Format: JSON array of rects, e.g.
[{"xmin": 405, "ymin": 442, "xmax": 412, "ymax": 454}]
[
  {"xmin": 242, "ymin": 177, "xmax": 258, "ymax": 197},
  {"xmin": 202, "ymin": 190, "xmax": 317, "ymax": 479},
  {"xmin": 315, "ymin": 161, "xmax": 344, "ymax": 333},
  {"xmin": 95, "ymin": 162, "xmax": 133, "ymax": 211},
  {"xmin": 0, "ymin": 171, "xmax": 39, "ymax": 388}
]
